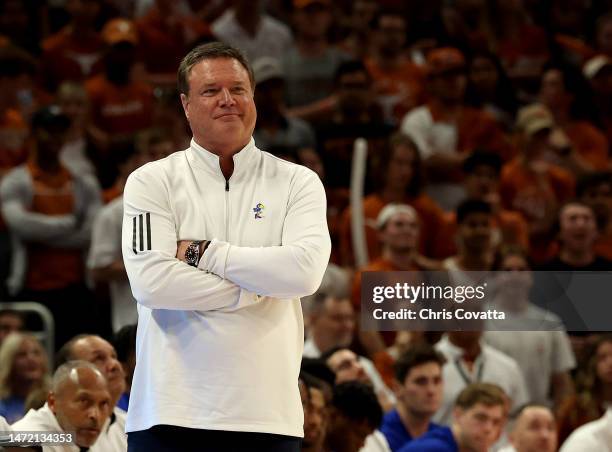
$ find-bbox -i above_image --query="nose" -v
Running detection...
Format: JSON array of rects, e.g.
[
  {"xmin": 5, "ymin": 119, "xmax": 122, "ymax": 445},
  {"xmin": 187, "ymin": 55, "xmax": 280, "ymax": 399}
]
[{"xmin": 219, "ymin": 88, "xmax": 236, "ymax": 107}]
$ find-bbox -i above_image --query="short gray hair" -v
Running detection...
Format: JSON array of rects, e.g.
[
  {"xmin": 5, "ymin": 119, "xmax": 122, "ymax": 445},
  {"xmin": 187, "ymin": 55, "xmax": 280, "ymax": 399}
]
[
  {"xmin": 177, "ymin": 42, "xmax": 255, "ymax": 95},
  {"xmin": 52, "ymin": 361, "xmax": 105, "ymax": 393}
]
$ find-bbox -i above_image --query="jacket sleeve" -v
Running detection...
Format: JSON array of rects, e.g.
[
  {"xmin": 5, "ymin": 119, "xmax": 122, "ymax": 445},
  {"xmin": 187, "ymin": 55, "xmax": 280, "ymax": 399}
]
[
  {"xmin": 52, "ymin": 174, "xmax": 102, "ymax": 249},
  {"xmin": 122, "ymin": 167, "xmax": 259, "ymax": 311},
  {"xmin": 0, "ymin": 169, "xmax": 77, "ymax": 242},
  {"xmin": 199, "ymin": 168, "xmax": 331, "ymax": 299}
]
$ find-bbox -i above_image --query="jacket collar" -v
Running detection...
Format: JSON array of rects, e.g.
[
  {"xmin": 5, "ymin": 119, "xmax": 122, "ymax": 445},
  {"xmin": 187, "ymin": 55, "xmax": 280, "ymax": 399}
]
[{"xmin": 187, "ymin": 137, "xmax": 258, "ymax": 181}]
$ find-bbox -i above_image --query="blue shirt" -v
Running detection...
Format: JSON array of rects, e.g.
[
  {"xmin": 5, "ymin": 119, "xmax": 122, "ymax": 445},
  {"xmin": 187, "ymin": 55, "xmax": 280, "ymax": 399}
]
[
  {"xmin": 0, "ymin": 396, "xmax": 25, "ymax": 424},
  {"xmin": 398, "ymin": 426, "xmax": 459, "ymax": 452},
  {"xmin": 381, "ymin": 409, "xmax": 442, "ymax": 451},
  {"xmin": 117, "ymin": 392, "xmax": 130, "ymax": 412}
]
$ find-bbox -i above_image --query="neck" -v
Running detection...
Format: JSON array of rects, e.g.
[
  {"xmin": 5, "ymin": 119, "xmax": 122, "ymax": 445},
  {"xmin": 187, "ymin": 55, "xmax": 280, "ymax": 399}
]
[
  {"xmin": 376, "ymin": 49, "xmax": 402, "ymax": 68},
  {"xmin": 397, "ymin": 405, "xmax": 431, "ymax": 439},
  {"xmin": 311, "ymin": 333, "xmax": 333, "ymax": 356},
  {"xmin": 559, "ymin": 247, "xmax": 594, "ymax": 266},
  {"xmin": 449, "ymin": 336, "xmax": 481, "ymax": 360},
  {"xmin": 65, "ymin": 125, "xmax": 84, "ymax": 142},
  {"xmin": 383, "ymin": 248, "xmax": 416, "ymax": 270},
  {"xmin": 11, "ymin": 379, "xmax": 36, "ymax": 398},
  {"xmin": 602, "ymin": 384, "xmax": 612, "ymax": 402},
  {"xmin": 36, "ymin": 154, "xmax": 61, "ymax": 173},
  {"xmin": 457, "ymin": 252, "xmax": 492, "ymax": 271},
  {"xmin": 493, "ymin": 292, "xmax": 529, "ymax": 313},
  {"xmin": 551, "ymin": 107, "xmax": 570, "ymax": 126},
  {"xmin": 380, "ymin": 186, "xmax": 407, "ymax": 203}
]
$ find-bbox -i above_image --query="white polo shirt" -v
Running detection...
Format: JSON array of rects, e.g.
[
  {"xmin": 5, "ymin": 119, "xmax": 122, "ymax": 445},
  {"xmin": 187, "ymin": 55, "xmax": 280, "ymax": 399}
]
[
  {"xmin": 560, "ymin": 408, "xmax": 612, "ymax": 452},
  {"xmin": 434, "ymin": 335, "xmax": 529, "ymax": 425},
  {"xmin": 122, "ymin": 138, "xmax": 331, "ymax": 436}
]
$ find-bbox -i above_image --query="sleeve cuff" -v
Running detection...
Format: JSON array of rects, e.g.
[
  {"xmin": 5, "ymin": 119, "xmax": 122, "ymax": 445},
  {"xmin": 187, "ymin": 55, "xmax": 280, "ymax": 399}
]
[{"xmin": 197, "ymin": 238, "xmax": 230, "ymax": 278}]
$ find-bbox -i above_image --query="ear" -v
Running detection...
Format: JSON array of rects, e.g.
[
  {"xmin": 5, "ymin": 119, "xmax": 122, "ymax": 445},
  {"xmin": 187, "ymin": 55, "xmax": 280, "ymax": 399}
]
[
  {"xmin": 391, "ymin": 378, "xmax": 403, "ymax": 397},
  {"xmin": 47, "ymin": 392, "xmax": 57, "ymax": 413},
  {"xmin": 180, "ymin": 93, "xmax": 189, "ymax": 121}
]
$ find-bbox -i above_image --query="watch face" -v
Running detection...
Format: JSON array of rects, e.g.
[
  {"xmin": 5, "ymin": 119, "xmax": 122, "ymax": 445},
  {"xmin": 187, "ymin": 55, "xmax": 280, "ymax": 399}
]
[{"xmin": 185, "ymin": 243, "xmax": 198, "ymax": 265}]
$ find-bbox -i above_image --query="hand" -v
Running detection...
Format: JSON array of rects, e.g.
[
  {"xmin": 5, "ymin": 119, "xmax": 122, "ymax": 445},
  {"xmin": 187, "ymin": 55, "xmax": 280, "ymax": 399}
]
[{"xmin": 176, "ymin": 240, "xmax": 192, "ymax": 261}]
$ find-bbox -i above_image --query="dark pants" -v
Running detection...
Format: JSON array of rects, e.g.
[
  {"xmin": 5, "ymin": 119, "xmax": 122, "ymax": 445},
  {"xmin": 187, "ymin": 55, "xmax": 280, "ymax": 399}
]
[{"xmin": 128, "ymin": 426, "xmax": 302, "ymax": 452}]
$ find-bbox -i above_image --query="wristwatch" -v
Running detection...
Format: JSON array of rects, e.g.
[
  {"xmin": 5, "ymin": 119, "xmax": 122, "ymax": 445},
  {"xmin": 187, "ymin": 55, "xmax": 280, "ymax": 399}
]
[{"xmin": 185, "ymin": 241, "xmax": 203, "ymax": 267}]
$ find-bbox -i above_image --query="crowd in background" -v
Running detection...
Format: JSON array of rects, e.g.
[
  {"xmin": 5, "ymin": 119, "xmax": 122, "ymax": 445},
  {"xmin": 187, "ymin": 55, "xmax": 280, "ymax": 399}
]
[{"xmin": 1, "ymin": 0, "xmax": 612, "ymax": 450}]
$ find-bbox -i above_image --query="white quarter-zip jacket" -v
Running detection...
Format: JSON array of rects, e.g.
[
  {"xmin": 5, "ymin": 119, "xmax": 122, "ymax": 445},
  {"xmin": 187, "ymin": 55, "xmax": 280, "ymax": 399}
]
[{"xmin": 122, "ymin": 137, "xmax": 331, "ymax": 436}]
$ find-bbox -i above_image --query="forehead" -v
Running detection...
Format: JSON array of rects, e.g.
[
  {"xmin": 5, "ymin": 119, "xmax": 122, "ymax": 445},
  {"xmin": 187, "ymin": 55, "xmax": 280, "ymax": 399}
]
[
  {"xmin": 561, "ymin": 203, "xmax": 593, "ymax": 218},
  {"xmin": 406, "ymin": 361, "xmax": 441, "ymax": 380},
  {"xmin": 73, "ymin": 336, "xmax": 113, "ymax": 355},
  {"xmin": 469, "ymin": 403, "xmax": 504, "ymax": 418},
  {"xmin": 519, "ymin": 407, "xmax": 554, "ymax": 424},
  {"xmin": 188, "ymin": 58, "xmax": 251, "ymax": 88},
  {"xmin": 309, "ymin": 388, "xmax": 325, "ymax": 407},
  {"xmin": 388, "ymin": 211, "xmax": 418, "ymax": 224}
]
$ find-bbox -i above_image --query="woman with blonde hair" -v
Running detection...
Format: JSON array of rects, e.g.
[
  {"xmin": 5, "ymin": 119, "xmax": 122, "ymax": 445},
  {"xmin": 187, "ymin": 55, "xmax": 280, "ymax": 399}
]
[
  {"xmin": 0, "ymin": 332, "xmax": 50, "ymax": 423},
  {"xmin": 557, "ymin": 334, "xmax": 612, "ymax": 444}
]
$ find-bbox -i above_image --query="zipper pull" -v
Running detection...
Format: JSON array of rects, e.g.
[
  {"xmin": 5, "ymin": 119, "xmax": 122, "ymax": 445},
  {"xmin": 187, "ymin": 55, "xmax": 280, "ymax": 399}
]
[{"xmin": 225, "ymin": 180, "xmax": 229, "ymax": 191}]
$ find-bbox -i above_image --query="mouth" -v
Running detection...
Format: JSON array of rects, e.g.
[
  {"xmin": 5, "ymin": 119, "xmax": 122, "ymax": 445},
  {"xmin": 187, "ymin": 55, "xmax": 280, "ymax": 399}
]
[{"xmin": 215, "ymin": 113, "xmax": 241, "ymax": 119}]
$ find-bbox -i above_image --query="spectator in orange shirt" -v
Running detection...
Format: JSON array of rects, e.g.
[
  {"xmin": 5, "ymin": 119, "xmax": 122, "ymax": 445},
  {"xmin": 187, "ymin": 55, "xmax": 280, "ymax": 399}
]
[
  {"xmin": 85, "ymin": 18, "xmax": 154, "ymax": 174},
  {"xmin": 538, "ymin": 62, "xmax": 609, "ymax": 174},
  {"xmin": 577, "ymin": 171, "xmax": 612, "ymax": 261},
  {"xmin": 365, "ymin": 9, "xmax": 425, "ymax": 124},
  {"xmin": 41, "ymin": 0, "xmax": 105, "ymax": 91},
  {"xmin": 0, "ymin": 106, "xmax": 101, "ymax": 349},
  {"xmin": 136, "ymin": 0, "xmax": 212, "ymax": 80},
  {"xmin": 401, "ymin": 47, "xmax": 514, "ymax": 211},
  {"xmin": 351, "ymin": 204, "xmax": 441, "ymax": 356},
  {"xmin": 438, "ymin": 151, "xmax": 530, "ymax": 258},
  {"xmin": 500, "ymin": 104, "xmax": 575, "ymax": 263},
  {"xmin": 465, "ymin": 50, "xmax": 518, "ymax": 131},
  {"xmin": 339, "ymin": 132, "xmax": 448, "ymax": 267}
]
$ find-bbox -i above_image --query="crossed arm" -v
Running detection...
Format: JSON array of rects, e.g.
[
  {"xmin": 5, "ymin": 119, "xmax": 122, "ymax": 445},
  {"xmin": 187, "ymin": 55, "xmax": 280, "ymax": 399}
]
[{"xmin": 122, "ymin": 168, "xmax": 331, "ymax": 311}]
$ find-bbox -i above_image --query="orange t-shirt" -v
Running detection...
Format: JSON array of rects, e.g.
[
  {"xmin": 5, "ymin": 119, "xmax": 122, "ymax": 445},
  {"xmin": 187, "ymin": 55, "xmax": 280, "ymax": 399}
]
[
  {"xmin": 365, "ymin": 57, "xmax": 425, "ymax": 122},
  {"xmin": 438, "ymin": 209, "xmax": 530, "ymax": 257},
  {"xmin": 565, "ymin": 121, "xmax": 609, "ymax": 170},
  {"xmin": 41, "ymin": 27, "xmax": 105, "ymax": 90},
  {"xmin": 339, "ymin": 193, "xmax": 449, "ymax": 267},
  {"xmin": 499, "ymin": 158, "xmax": 575, "ymax": 225},
  {"xmin": 85, "ymin": 74, "xmax": 154, "ymax": 136},
  {"xmin": 0, "ymin": 109, "xmax": 28, "ymax": 172},
  {"xmin": 25, "ymin": 162, "xmax": 83, "ymax": 291},
  {"xmin": 428, "ymin": 102, "xmax": 516, "ymax": 162}
]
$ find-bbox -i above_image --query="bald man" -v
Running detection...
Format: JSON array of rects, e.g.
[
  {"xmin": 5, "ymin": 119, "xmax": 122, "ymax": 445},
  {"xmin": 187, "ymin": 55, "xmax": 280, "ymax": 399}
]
[
  {"xmin": 11, "ymin": 361, "xmax": 113, "ymax": 451},
  {"xmin": 56, "ymin": 335, "xmax": 128, "ymax": 450},
  {"xmin": 500, "ymin": 405, "xmax": 557, "ymax": 452}
]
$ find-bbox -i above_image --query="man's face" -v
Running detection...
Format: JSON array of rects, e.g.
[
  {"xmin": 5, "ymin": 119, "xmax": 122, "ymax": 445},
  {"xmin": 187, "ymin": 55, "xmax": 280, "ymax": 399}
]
[
  {"xmin": 558, "ymin": 204, "xmax": 598, "ymax": 252},
  {"xmin": 35, "ymin": 126, "xmax": 68, "ymax": 158},
  {"xmin": 376, "ymin": 15, "xmax": 406, "ymax": 57},
  {"xmin": 180, "ymin": 58, "xmax": 256, "ymax": 153},
  {"xmin": 458, "ymin": 212, "xmax": 492, "ymax": 253},
  {"xmin": 337, "ymin": 71, "xmax": 371, "ymax": 114},
  {"xmin": 386, "ymin": 144, "xmax": 415, "ymax": 191},
  {"xmin": 0, "ymin": 313, "xmax": 23, "ymax": 344},
  {"xmin": 598, "ymin": 19, "xmax": 612, "ymax": 55},
  {"xmin": 49, "ymin": 368, "xmax": 112, "ymax": 447},
  {"xmin": 397, "ymin": 362, "xmax": 443, "ymax": 417},
  {"xmin": 326, "ymin": 410, "xmax": 373, "ymax": 452},
  {"xmin": 304, "ymin": 387, "xmax": 327, "ymax": 447},
  {"xmin": 539, "ymin": 69, "xmax": 570, "ymax": 110},
  {"xmin": 326, "ymin": 349, "xmax": 369, "ymax": 384},
  {"xmin": 313, "ymin": 298, "xmax": 355, "ymax": 349},
  {"xmin": 294, "ymin": 3, "xmax": 332, "ymax": 40},
  {"xmin": 465, "ymin": 165, "xmax": 498, "ymax": 199},
  {"xmin": 596, "ymin": 340, "xmax": 612, "ymax": 385},
  {"xmin": 510, "ymin": 406, "xmax": 557, "ymax": 452},
  {"xmin": 380, "ymin": 211, "xmax": 420, "ymax": 252},
  {"xmin": 430, "ymin": 70, "xmax": 467, "ymax": 103},
  {"xmin": 455, "ymin": 403, "xmax": 505, "ymax": 452},
  {"xmin": 71, "ymin": 336, "xmax": 125, "ymax": 402}
]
